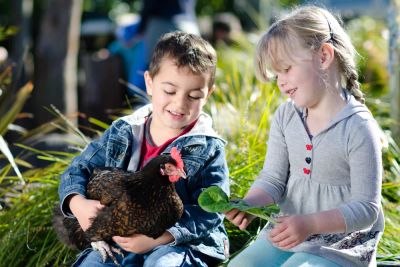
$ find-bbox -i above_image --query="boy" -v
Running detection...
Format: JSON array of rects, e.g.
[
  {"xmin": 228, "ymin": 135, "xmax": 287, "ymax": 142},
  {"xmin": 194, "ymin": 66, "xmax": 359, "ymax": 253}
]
[{"xmin": 58, "ymin": 31, "xmax": 230, "ymax": 266}]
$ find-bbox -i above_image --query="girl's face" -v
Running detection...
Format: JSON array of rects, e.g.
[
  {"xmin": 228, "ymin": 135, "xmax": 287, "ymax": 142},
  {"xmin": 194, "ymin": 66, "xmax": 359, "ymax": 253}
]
[
  {"xmin": 144, "ymin": 57, "xmax": 213, "ymax": 137},
  {"xmin": 274, "ymin": 54, "xmax": 325, "ymax": 108}
]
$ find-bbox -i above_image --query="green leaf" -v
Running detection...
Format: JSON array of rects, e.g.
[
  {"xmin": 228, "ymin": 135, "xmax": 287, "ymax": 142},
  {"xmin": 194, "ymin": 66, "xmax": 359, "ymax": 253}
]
[
  {"xmin": 198, "ymin": 186, "xmax": 231, "ymax": 212},
  {"xmin": 0, "ymin": 82, "xmax": 33, "ymax": 136},
  {"xmin": 0, "ymin": 135, "xmax": 25, "ymax": 184},
  {"xmin": 198, "ymin": 186, "xmax": 280, "ymax": 223}
]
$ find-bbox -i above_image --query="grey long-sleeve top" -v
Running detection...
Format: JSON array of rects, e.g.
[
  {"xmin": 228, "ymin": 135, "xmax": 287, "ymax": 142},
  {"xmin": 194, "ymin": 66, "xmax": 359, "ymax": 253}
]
[{"xmin": 252, "ymin": 95, "xmax": 384, "ymax": 267}]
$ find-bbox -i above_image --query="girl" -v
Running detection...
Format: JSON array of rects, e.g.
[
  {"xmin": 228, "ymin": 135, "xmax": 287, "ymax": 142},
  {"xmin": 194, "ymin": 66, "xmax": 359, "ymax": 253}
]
[{"xmin": 226, "ymin": 6, "xmax": 384, "ymax": 267}]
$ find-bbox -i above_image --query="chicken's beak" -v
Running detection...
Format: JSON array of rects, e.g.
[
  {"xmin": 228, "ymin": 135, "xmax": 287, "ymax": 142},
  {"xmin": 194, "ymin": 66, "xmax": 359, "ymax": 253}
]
[
  {"xmin": 177, "ymin": 168, "xmax": 187, "ymax": 179},
  {"xmin": 161, "ymin": 163, "xmax": 187, "ymax": 179}
]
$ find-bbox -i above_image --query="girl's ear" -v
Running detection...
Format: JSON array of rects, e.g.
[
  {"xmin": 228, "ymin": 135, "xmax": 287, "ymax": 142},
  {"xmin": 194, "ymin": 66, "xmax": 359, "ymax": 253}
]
[
  {"xmin": 319, "ymin": 43, "xmax": 335, "ymax": 70},
  {"xmin": 144, "ymin": 71, "xmax": 153, "ymax": 96}
]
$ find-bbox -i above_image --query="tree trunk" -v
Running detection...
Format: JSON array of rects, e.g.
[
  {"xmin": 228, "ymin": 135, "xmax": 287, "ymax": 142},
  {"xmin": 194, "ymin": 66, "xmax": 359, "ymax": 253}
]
[
  {"xmin": 4, "ymin": 0, "xmax": 32, "ymax": 95},
  {"xmin": 389, "ymin": 0, "xmax": 400, "ymax": 143},
  {"xmin": 32, "ymin": 0, "xmax": 81, "ymax": 126}
]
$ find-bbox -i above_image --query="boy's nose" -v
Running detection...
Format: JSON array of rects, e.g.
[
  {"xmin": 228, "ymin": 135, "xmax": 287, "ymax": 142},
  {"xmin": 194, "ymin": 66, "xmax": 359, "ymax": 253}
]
[{"xmin": 174, "ymin": 94, "xmax": 188, "ymax": 108}]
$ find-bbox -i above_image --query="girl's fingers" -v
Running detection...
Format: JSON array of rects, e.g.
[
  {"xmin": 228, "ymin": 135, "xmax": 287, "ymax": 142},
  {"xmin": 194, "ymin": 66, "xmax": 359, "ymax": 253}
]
[
  {"xmin": 225, "ymin": 209, "xmax": 241, "ymax": 221},
  {"xmin": 224, "ymin": 208, "xmax": 240, "ymax": 219},
  {"xmin": 225, "ymin": 209, "xmax": 250, "ymax": 228},
  {"xmin": 269, "ymin": 230, "xmax": 290, "ymax": 243},
  {"xmin": 239, "ymin": 216, "xmax": 251, "ymax": 230},
  {"xmin": 276, "ymin": 239, "xmax": 298, "ymax": 250},
  {"xmin": 269, "ymin": 222, "xmax": 288, "ymax": 238}
]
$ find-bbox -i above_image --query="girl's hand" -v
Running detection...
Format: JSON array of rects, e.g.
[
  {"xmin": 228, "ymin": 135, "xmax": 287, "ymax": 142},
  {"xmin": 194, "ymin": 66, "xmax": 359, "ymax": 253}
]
[
  {"xmin": 69, "ymin": 194, "xmax": 104, "ymax": 231},
  {"xmin": 113, "ymin": 232, "xmax": 174, "ymax": 254},
  {"xmin": 269, "ymin": 214, "xmax": 315, "ymax": 250},
  {"xmin": 224, "ymin": 208, "xmax": 256, "ymax": 230}
]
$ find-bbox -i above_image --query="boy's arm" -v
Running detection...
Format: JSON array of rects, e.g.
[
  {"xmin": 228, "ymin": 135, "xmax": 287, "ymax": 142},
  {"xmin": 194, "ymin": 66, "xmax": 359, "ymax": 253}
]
[
  {"xmin": 68, "ymin": 194, "xmax": 105, "ymax": 230},
  {"xmin": 58, "ymin": 128, "xmax": 111, "ymax": 217},
  {"xmin": 167, "ymin": 143, "xmax": 229, "ymax": 245}
]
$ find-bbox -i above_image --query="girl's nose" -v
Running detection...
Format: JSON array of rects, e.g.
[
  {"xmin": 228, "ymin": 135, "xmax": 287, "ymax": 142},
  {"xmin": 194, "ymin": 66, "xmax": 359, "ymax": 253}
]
[{"xmin": 277, "ymin": 76, "xmax": 287, "ymax": 88}]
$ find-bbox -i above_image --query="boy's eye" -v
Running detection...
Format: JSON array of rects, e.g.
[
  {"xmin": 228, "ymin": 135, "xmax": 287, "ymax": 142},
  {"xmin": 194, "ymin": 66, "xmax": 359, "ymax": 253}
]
[
  {"xmin": 164, "ymin": 90, "xmax": 175, "ymax": 95},
  {"xmin": 189, "ymin": 95, "xmax": 202, "ymax": 100}
]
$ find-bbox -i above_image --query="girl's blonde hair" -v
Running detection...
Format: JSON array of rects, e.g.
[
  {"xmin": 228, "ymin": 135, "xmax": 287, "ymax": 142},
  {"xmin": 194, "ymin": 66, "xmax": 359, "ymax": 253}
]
[{"xmin": 255, "ymin": 6, "xmax": 365, "ymax": 103}]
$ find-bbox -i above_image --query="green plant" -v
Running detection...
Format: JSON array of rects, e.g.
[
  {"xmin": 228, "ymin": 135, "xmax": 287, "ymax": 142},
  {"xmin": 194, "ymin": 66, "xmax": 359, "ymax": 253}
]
[
  {"xmin": 0, "ymin": 106, "xmax": 93, "ymax": 267},
  {"xmin": 0, "ymin": 75, "xmax": 33, "ymax": 184},
  {"xmin": 198, "ymin": 185, "xmax": 280, "ymax": 222}
]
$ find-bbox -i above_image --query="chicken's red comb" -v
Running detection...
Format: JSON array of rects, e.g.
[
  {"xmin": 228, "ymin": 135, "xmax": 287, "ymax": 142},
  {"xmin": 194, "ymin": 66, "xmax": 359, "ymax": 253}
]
[{"xmin": 170, "ymin": 147, "xmax": 184, "ymax": 170}]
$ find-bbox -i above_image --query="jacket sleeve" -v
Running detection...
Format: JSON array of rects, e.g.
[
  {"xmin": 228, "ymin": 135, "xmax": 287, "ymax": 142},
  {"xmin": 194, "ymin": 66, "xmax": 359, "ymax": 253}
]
[
  {"xmin": 167, "ymin": 140, "xmax": 229, "ymax": 245},
  {"xmin": 58, "ymin": 128, "xmax": 111, "ymax": 217}
]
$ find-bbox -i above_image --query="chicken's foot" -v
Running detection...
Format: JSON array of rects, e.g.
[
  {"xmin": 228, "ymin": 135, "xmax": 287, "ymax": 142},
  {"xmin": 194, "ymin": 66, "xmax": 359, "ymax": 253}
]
[{"xmin": 91, "ymin": 241, "xmax": 124, "ymax": 266}]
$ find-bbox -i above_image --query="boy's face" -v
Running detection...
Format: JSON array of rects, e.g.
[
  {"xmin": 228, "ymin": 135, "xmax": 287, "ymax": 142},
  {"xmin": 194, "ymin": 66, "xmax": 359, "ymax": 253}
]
[{"xmin": 144, "ymin": 57, "xmax": 214, "ymax": 136}]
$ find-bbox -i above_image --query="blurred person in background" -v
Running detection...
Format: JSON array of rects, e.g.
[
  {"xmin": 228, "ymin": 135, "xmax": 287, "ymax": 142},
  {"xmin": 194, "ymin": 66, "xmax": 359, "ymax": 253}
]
[{"xmin": 109, "ymin": 0, "xmax": 200, "ymax": 103}]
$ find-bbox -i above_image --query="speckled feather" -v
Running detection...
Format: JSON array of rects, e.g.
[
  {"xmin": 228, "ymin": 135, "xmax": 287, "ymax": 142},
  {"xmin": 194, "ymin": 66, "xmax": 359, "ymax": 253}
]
[{"xmin": 54, "ymin": 154, "xmax": 184, "ymax": 250}]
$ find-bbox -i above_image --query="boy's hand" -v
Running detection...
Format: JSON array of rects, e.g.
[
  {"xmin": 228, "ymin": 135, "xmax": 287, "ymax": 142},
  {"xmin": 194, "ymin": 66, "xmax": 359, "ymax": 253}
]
[
  {"xmin": 112, "ymin": 232, "xmax": 174, "ymax": 254},
  {"xmin": 69, "ymin": 194, "xmax": 104, "ymax": 231},
  {"xmin": 224, "ymin": 208, "xmax": 256, "ymax": 230},
  {"xmin": 269, "ymin": 214, "xmax": 314, "ymax": 250}
]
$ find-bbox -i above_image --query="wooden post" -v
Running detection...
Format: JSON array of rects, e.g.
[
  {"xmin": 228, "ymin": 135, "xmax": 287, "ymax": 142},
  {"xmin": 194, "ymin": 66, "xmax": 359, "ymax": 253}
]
[
  {"xmin": 78, "ymin": 51, "xmax": 124, "ymax": 135},
  {"xmin": 389, "ymin": 0, "xmax": 400, "ymax": 143},
  {"xmin": 32, "ymin": 0, "xmax": 81, "ymax": 126},
  {"xmin": 65, "ymin": 0, "xmax": 82, "ymax": 125}
]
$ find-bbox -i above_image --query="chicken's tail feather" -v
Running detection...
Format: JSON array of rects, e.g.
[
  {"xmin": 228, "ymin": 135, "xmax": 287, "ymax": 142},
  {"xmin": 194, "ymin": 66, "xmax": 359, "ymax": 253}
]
[{"xmin": 52, "ymin": 205, "xmax": 90, "ymax": 251}]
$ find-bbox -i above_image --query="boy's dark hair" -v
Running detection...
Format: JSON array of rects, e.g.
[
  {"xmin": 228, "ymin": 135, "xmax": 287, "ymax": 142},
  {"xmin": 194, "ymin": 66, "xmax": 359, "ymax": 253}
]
[{"xmin": 148, "ymin": 31, "xmax": 217, "ymax": 88}]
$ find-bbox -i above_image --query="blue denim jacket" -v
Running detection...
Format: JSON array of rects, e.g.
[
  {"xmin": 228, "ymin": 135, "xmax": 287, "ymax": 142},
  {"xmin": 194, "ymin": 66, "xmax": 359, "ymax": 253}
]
[{"xmin": 59, "ymin": 105, "xmax": 230, "ymax": 260}]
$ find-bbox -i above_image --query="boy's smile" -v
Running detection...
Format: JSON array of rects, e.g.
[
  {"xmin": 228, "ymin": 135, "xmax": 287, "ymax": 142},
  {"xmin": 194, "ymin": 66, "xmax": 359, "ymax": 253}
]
[{"xmin": 145, "ymin": 57, "xmax": 213, "ymax": 141}]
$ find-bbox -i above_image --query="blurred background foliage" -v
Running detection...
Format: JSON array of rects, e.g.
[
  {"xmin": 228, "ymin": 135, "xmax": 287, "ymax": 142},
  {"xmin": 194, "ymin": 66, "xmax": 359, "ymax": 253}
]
[{"xmin": 0, "ymin": 0, "xmax": 399, "ymax": 266}]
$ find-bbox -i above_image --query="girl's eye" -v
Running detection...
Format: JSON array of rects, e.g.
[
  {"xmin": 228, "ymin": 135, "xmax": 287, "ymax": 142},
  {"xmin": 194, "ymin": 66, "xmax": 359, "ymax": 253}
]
[{"xmin": 284, "ymin": 66, "xmax": 291, "ymax": 73}]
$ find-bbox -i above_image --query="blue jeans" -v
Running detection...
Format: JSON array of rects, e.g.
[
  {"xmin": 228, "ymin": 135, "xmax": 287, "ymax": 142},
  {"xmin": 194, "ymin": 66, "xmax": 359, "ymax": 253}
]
[
  {"xmin": 228, "ymin": 237, "xmax": 341, "ymax": 267},
  {"xmin": 72, "ymin": 245, "xmax": 216, "ymax": 267}
]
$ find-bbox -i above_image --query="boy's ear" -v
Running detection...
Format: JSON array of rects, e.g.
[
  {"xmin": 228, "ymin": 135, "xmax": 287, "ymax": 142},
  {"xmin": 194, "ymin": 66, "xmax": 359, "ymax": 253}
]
[
  {"xmin": 319, "ymin": 43, "xmax": 335, "ymax": 70},
  {"xmin": 144, "ymin": 71, "xmax": 153, "ymax": 95},
  {"xmin": 206, "ymin": 85, "xmax": 215, "ymax": 100}
]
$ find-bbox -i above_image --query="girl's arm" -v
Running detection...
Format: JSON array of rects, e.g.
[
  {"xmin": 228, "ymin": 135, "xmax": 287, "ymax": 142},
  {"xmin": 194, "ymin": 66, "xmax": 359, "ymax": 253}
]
[
  {"xmin": 308, "ymin": 209, "xmax": 346, "ymax": 234},
  {"xmin": 269, "ymin": 209, "xmax": 346, "ymax": 250},
  {"xmin": 226, "ymin": 104, "xmax": 289, "ymax": 229},
  {"xmin": 338, "ymin": 119, "xmax": 382, "ymax": 233},
  {"xmin": 251, "ymin": 103, "xmax": 290, "ymax": 204},
  {"xmin": 225, "ymin": 187, "xmax": 275, "ymax": 230}
]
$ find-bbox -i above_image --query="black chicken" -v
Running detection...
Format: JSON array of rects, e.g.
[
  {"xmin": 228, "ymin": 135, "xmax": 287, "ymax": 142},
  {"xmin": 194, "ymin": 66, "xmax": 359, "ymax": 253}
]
[{"xmin": 53, "ymin": 147, "xmax": 186, "ymax": 265}]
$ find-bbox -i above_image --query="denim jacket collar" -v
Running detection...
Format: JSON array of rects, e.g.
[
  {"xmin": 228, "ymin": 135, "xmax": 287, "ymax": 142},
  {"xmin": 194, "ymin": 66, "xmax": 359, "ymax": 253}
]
[
  {"xmin": 121, "ymin": 104, "xmax": 225, "ymax": 141},
  {"xmin": 123, "ymin": 104, "xmax": 226, "ymax": 171}
]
